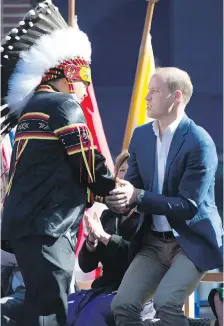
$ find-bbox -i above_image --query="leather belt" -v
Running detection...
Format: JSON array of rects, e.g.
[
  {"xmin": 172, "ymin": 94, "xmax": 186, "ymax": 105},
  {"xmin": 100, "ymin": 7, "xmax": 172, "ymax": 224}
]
[{"xmin": 152, "ymin": 230, "xmax": 175, "ymax": 240}]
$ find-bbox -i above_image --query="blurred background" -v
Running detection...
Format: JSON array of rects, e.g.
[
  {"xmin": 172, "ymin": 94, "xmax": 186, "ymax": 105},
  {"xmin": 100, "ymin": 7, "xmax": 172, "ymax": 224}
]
[
  {"xmin": 1, "ymin": 0, "xmax": 223, "ymax": 319},
  {"xmin": 3, "ymin": 0, "xmax": 222, "ymax": 212},
  {"xmin": 2, "ymin": 0, "xmax": 223, "ymax": 156}
]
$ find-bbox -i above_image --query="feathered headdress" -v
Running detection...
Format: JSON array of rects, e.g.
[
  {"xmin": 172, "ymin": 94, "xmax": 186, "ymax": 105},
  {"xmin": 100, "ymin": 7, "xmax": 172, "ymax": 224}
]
[{"xmin": 1, "ymin": 0, "xmax": 91, "ymax": 135}]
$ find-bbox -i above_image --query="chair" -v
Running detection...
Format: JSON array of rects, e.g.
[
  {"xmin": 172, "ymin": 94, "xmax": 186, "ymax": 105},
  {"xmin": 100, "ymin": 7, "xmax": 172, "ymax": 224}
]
[{"xmin": 184, "ymin": 272, "xmax": 223, "ymax": 318}]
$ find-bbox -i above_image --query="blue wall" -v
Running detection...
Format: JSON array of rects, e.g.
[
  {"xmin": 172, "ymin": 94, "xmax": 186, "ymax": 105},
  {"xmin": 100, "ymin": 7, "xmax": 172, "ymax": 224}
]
[
  {"xmin": 55, "ymin": 0, "xmax": 223, "ymax": 157},
  {"xmin": 170, "ymin": 0, "xmax": 223, "ymax": 155}
]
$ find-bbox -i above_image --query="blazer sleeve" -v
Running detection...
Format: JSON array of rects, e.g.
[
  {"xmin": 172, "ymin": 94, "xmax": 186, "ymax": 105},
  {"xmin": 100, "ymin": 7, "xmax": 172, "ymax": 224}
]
[
  {"xmin": 125, "ymin": 129, "xmax": 144, "ymax": 189},
  {"xmin": 48, "ymin": 98, "xmax": 115, "ymax": 197},
  {"xmin": 138, "ymin": 140, "xmax": 218, "ymax": 222}
]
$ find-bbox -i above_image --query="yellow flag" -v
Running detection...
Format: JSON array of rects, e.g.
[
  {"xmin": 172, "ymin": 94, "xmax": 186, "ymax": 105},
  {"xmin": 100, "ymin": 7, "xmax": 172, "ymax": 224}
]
[{"xmin": 123, "ymin": 34, "xmax": 155, "ymax": 149}]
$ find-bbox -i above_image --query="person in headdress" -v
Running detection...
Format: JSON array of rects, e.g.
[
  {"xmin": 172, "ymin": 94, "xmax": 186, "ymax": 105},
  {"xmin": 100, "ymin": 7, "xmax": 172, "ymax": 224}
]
[{"xmin": 0, "ymin": 1, "xmax": 115, "ymax": 325}]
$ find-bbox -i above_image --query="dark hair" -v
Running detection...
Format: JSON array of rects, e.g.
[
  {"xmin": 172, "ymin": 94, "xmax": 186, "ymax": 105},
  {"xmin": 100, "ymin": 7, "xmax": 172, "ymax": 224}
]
[{"xmin": 114, "ymin": 149, "xmax": 130, "ymax": 177}]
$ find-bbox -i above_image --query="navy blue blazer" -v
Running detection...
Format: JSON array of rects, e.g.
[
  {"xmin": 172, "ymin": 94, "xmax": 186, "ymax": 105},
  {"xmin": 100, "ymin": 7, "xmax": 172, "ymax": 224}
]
[{"xmin": 126, "ymin": 114, "xmax": 223, "ymax": 271}]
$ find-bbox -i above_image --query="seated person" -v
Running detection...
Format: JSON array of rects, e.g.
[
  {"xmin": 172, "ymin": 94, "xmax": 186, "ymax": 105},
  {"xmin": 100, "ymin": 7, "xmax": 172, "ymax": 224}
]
[
  {"xmin": 1, "ymin": 250, "xmax": 25, "ymax": 326},
  {"xmin": 67, "ymin": 150, "xmax": 155, "ymax": 326}
]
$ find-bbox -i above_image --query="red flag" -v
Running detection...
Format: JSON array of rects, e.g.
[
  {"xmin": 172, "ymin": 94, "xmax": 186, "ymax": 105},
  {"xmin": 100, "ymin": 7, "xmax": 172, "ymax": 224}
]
[
  {"xmin": 81, "ymin": 84, "xmax": 114, "ymax": 172},
  {"xmin": 74, "ymin": 84, "xmax": 114, "ymax": 282}
]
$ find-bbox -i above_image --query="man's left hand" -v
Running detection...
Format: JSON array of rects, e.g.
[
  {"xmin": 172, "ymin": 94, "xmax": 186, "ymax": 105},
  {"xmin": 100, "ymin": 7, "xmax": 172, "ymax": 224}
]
[{"xmin": 105, "ymin": 180, "xmax": 140, "ymax": 210}]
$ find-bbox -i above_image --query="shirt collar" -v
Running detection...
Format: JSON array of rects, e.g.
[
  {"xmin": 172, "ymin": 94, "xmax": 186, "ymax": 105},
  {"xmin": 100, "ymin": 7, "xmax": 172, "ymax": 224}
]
[{"xmin": 152, "ymin": 114, "xmax": 184, "ymax": 137}]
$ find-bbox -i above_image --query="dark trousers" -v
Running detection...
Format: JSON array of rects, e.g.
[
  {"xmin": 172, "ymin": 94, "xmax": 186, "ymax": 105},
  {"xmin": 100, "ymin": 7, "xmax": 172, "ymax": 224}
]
[{"xmin": 11, "ymin": 235, "xmax": 75, "ymax": 326}]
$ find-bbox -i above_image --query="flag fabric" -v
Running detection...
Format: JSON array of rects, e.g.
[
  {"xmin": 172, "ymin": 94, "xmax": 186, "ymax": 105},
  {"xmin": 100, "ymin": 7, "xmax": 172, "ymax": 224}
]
[
  {"xmin": 1, "ymin": 130, "xmax": 15, "ymax": 209},
  {"xmin": 81, "ymin": 84, "xmax": 114, "ymax": 172},
  {"xmin": 1, "ymin": 135, "xmax": 12, "ymax": 207},
  {"xmin": 137, "ymin": 35, "xmax": 155, "ymax": 126},
  {"xmin": 74, "ymin": 83, "xmax": 114, "ymax": 283},
  {"xmin": 123, "ymin": 34, "xmax": 155, "ymax": 149}
]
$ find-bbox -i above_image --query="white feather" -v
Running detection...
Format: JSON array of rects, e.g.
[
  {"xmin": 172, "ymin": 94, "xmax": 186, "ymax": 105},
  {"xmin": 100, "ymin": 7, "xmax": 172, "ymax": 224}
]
[{"xmin": 7, "ymin": 27, "xmax": 91, "ymax": 115}]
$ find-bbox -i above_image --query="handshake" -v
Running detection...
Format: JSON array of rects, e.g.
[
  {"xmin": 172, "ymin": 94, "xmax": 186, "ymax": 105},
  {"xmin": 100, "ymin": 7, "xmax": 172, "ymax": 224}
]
[
  {"xmin": 105, "ymin": 179, "xmax": 142, "ymax": 214},
  {"xmin": 85, "ymin": 180, "xmax": 143, "ymax": 249}
]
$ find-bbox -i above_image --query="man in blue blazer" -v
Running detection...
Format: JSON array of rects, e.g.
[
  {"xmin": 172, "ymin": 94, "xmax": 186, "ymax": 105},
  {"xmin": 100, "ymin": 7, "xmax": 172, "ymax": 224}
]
[{"xmin": 106, "ymin": 67, "xmax": 223, "ymax": 326}]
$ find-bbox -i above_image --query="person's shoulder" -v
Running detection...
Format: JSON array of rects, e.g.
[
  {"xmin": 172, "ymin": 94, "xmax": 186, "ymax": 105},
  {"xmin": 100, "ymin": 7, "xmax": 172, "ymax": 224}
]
[
  {"xmin": 188, "ymin": 119, "xmax": 215, "ymax": 148},
  {"xmin": 46, "ymin": 92, "xmax": 80, "ymax": 109},
  {"xmin": 48, "ymin": 93, "xmax": 85, "ymax": 124},
  {"xmin": 31, "ymin": 92, "xmax": 81, "ymax": 115},
  {"xmin": 133, "ymin": 121, "xmax": 154, "ymax": 137}
]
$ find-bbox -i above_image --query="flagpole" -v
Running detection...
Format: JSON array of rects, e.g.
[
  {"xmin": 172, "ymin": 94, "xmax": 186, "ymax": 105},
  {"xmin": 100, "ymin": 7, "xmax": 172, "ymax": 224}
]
[
  {"xmin": 68, "ymin": 0, "xmax": 76, "ymax": 27},
  {"xmin": 122, "ymin": 0, "xmax": 159, "ymax": 150}
]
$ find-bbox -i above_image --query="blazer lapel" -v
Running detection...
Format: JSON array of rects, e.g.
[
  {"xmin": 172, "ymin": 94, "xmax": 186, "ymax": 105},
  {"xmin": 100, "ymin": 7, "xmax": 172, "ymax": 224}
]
[{"xmin": 163, "ymin": 115, "xmax": 191, "ymax": 192}]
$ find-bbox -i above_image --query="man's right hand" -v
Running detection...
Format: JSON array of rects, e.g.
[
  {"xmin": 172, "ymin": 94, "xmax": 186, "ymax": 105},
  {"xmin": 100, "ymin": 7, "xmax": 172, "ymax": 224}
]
[{"xmin": 104, "ymin": 197, "xmax": 126, "ymax": 214}]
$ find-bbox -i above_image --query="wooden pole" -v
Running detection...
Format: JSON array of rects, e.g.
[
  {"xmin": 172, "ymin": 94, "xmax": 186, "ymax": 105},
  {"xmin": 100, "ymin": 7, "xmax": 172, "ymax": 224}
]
[
  {"xmin": 122, "ymin": 0, "xmax": 159, "ymax": 149},
  {"xmin": 68, "ymin": 0, "xmax": 76, "ymax": 27}
]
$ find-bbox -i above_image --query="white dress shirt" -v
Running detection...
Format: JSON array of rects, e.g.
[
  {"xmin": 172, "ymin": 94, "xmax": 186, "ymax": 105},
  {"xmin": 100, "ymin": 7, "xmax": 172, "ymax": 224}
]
[{"xmin": 151, "ymin": 116, "xmax": 183, "ymax": 232}]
